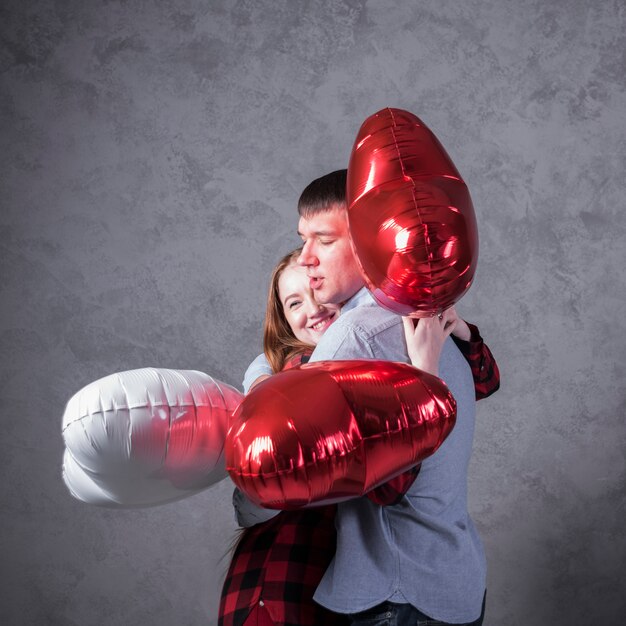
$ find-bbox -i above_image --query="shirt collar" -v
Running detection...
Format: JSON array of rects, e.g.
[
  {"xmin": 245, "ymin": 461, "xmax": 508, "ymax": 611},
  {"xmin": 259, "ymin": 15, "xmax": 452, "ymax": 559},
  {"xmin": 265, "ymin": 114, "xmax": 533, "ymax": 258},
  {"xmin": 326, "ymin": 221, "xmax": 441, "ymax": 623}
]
[{"xmin": 340, "ymin": 287, "xmax": 376, "ymax": 314}]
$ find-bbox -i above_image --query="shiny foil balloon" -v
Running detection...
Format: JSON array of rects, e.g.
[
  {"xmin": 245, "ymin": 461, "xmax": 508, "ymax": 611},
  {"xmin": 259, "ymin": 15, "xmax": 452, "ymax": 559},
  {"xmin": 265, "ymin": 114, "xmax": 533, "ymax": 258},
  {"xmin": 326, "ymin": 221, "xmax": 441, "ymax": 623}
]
[
  {"xmin": 226, "ymin": 360, "xmax": 456, "ymax": 509},
  {"xmin": 347, "ymin": 107, "xmax": 479, "ymax": 316},
  {"xmin": 62, "ymin": 368, "xmax": 243, "ymax": 507}
]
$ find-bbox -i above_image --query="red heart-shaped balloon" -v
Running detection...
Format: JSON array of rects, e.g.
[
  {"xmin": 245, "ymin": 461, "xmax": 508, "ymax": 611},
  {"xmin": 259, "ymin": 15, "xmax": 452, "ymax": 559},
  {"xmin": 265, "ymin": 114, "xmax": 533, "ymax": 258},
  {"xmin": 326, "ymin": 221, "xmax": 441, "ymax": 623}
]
[
  {"xmin": 347, "ymin": 108, "xmax": 478, "ymax": 316},
  {"xmin": 225, "ymin": 360, "xmax": 456, "ymax": 509}
]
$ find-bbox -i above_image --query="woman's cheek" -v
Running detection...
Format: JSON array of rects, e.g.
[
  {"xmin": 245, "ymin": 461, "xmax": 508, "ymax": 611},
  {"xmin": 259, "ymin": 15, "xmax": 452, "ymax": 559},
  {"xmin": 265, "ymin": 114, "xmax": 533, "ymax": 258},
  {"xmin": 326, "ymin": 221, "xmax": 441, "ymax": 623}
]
[{"xmin": 287, "ymin": 309, "xmax": 307, "ymax": 340}]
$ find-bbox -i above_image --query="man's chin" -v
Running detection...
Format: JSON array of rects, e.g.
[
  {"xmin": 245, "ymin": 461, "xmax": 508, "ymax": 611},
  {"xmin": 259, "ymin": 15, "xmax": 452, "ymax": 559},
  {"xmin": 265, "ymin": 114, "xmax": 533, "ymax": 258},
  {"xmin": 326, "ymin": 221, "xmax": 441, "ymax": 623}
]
[
  {"xmin": 317, "ymin": 294, "xmax": 344, "ymax": 308},
  {"xmin": 313, "ymin": 287, "xmax": 332, "ymax": 304}
]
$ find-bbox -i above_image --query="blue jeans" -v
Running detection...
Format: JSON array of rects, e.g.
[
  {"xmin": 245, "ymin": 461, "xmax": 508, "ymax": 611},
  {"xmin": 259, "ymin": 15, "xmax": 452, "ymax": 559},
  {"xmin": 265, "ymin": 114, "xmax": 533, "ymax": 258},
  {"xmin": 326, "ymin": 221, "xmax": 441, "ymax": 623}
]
[{"xmin": 347, "ymin": 593, "xmax": 486, "ymax": 626}]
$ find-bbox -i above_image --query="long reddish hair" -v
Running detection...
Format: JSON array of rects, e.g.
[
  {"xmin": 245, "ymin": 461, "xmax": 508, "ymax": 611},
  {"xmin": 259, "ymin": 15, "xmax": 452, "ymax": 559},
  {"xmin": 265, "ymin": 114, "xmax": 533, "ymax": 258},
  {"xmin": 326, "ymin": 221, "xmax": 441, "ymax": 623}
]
[{"xmin": 263, "ymin": 249, "xmax": 313, "ymax": 373}]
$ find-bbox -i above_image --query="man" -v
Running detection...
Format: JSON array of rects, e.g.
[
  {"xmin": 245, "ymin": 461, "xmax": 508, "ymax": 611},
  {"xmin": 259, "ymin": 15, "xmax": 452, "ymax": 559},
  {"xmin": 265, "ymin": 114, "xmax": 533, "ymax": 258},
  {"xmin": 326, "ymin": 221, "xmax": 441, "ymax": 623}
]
[{"xmin": 243, "ymin": 169, "xmax": 496, "ymax": 625}]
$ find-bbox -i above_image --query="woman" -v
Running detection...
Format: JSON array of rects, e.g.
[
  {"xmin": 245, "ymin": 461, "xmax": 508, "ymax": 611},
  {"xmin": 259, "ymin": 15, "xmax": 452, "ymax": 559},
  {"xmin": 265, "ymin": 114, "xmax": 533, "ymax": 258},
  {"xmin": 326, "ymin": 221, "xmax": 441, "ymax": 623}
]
[
  {"xmin": 219, "ymin": 249, "xmax": 500, "ymax": 626},
  {"xmin": 220, "ymin": 249, "xmax": 347, "ymax": 626},
  {"xmin": 255, "ymin": 248, "xmax": 341, "ymax": 385}
]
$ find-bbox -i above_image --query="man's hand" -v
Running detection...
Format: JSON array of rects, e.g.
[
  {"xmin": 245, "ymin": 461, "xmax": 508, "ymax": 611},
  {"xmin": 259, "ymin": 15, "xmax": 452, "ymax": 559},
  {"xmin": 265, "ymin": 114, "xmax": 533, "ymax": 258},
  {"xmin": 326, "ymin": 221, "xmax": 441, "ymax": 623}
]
[{"xmin": 402, "ymin": 308, "xmax": 458, "ymax": 376}]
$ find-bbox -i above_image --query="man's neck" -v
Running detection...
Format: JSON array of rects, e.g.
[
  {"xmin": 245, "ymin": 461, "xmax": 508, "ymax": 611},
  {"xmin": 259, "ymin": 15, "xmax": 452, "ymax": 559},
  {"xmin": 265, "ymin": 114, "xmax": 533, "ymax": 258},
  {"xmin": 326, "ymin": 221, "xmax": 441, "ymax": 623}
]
[{"xmin": 339, "ymin": 286, "xmax": 372, "ymax": 313}]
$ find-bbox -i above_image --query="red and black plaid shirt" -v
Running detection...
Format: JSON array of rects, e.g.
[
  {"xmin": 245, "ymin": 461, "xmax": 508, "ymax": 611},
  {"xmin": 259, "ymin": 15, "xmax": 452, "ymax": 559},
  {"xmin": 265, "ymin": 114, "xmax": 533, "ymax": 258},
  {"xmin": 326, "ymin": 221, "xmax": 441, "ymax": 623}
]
[
  {"xmin": 219, "ymin": 474, "xmax": 417, "ymax": 626},
  {"xmin": 451, "ymin": 322, "xmax": 500, "ymax": 400},
  {"xmin": 220, "ymin": 330, "xmax": 500, "ymax": 626}
]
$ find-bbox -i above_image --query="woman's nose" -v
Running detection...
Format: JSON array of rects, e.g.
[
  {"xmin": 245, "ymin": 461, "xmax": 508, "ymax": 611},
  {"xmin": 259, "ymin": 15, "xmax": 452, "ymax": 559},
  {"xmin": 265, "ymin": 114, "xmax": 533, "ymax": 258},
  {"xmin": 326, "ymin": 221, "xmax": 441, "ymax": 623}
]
[{"xmin": 305, "ymin": 299, "xmax": 324, "ymax": 315}]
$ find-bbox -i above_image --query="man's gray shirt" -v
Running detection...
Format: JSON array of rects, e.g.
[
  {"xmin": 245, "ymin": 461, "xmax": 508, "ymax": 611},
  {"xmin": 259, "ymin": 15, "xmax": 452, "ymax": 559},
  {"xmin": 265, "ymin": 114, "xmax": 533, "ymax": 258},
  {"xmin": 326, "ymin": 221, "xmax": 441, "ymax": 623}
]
[{"xmin": 241, "ymin": 288, "xmax": 486, "ymax": 622}]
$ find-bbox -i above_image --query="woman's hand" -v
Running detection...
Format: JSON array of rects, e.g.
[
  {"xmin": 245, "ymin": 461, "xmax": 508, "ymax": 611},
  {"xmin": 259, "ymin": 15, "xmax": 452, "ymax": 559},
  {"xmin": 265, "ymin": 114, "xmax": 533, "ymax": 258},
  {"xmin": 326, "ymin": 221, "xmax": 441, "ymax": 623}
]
[
  {"xmin": 448, "ymin": 306, "xmax": 471, "ymax": 342},
  {"xmin": 402, "ymin": 308, "xmax": 458, "ymax": 376}
]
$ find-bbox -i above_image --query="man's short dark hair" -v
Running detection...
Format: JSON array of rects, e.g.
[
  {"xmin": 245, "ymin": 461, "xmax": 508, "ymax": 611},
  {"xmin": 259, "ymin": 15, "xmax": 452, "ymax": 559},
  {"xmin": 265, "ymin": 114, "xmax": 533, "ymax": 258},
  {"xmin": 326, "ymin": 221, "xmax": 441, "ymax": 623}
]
[{"xmin": 298, "ymin": 169, "xmax": 348, "ymax": 217}]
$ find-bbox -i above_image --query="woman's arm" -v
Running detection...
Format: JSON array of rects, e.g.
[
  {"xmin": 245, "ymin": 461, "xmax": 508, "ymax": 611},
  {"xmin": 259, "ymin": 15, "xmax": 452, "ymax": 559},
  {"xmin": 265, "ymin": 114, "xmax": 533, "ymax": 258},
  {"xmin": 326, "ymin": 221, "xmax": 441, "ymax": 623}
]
[
  {"xmin": 233, "ymin": 354, "xmax": 280, "ymax": 527},
  {"xmin": 248, "ymin": 374, "xmax": 270, "ymax": 391},
  {"xmin": 242, "ymin": 353, "xmax": 273, "ymax": 393},
  {"xmin": 232, "ymin": 487, "xmax": 280, "ymax": 528},
  {"xmin": 451, "ymin": 320, "xmax": 501, "ymax": 400},
  {"xmin": 403, "ymin": 308, "xmax": 501, "ymax": 400}
]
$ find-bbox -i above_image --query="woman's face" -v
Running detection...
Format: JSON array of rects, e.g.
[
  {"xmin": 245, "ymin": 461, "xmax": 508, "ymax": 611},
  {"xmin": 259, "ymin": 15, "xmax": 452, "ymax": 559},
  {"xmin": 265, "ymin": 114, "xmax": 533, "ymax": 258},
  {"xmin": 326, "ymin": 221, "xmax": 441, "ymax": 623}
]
[{"xmin": 278, "ymin": 263, "xmax": 340, "ymax": 345}]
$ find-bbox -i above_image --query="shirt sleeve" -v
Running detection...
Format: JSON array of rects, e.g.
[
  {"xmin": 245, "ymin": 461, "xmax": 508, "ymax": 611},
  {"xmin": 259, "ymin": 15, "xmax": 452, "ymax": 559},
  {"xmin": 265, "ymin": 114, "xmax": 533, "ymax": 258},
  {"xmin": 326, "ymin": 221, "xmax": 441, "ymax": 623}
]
[
  {"xmin": 451, "ymin": 322, "xmax": 501, "ymax": 400},
  {"xmin": 232, "ymin": 487, "xmax": 280, "ymax": 528},
  {"xmin": 242, "ymin": 353, "xmax": 273, "ymax": 393}
]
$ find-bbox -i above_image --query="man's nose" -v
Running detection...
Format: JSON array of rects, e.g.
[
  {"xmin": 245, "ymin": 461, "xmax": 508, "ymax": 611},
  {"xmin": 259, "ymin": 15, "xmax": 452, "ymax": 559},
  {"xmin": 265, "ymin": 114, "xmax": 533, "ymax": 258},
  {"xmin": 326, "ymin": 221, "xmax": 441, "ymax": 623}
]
[{"xmin": 298, "ymin": 242, "xmax": 318, "ymax": 267}]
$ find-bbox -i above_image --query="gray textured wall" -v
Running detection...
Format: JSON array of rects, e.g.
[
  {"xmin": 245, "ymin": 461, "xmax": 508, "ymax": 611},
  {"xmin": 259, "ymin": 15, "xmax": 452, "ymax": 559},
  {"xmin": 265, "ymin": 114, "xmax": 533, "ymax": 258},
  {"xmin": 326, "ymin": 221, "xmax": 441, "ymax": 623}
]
[{"xmin": 1, "ymin": 0, "xmax": 625, "ymax": 624}]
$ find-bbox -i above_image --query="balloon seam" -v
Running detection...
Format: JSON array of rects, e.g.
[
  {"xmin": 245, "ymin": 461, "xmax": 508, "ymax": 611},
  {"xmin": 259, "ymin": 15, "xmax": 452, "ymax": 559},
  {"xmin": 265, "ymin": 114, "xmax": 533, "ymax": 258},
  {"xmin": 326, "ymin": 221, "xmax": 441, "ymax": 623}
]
[
  {"xmin": 155, "ymin": 369, "xmax": 172, "ymax": 469},
  {"xmin": 387, "ymin": 108, "xmax": 436, "ymax": 292}
]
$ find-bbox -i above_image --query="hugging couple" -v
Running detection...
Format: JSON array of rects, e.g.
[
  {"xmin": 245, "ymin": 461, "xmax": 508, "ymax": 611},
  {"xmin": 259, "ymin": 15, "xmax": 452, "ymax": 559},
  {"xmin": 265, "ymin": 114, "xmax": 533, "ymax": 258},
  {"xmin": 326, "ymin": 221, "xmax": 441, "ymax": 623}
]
[{"xmin": 219, "ymin": 169, "xmax": 500, "ymax": 626}]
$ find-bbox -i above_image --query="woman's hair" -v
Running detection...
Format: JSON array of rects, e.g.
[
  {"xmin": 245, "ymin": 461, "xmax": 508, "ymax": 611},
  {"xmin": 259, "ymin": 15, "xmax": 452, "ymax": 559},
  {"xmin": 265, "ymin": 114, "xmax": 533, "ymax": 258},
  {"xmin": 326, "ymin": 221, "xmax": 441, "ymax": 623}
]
[{"xmin": 263, "ymin": 248, "xmax": 313, "ymax": 373}]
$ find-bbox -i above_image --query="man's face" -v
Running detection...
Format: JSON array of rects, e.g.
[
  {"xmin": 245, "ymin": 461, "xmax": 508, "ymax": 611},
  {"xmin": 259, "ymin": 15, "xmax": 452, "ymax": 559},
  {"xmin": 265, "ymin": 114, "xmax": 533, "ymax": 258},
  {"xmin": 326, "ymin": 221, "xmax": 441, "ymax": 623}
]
[{"xmin": 297, "ymin": 204, "xmax": 364, "ymax": 306}]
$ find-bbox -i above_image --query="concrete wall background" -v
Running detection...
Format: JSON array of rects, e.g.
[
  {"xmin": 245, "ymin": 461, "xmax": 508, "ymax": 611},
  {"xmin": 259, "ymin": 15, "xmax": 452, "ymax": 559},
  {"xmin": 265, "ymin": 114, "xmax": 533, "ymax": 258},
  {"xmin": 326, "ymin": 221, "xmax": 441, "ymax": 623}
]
[{"xmin": 1, "ymin": 1, "xmax": 625, "ymax": 624}]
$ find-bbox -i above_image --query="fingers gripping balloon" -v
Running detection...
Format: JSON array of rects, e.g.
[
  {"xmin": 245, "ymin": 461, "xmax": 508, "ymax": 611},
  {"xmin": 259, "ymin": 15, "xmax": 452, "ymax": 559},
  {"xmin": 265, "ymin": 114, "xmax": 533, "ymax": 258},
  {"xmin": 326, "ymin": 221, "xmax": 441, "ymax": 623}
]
[
  {"xmin": 226, "ymin": 360, "xmax": 456, "ymax": 509},
  {"xmin": 62, "ymin": 368, "xmax": 243, "ymax": 507},
  {"xmin": 347, "ymin": 107, "xmax": 479, "ymax": 316}
]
